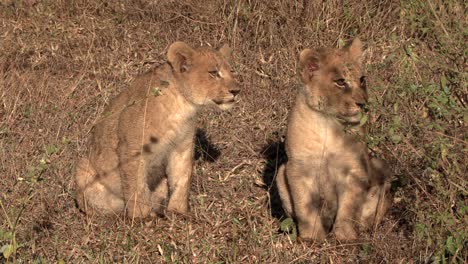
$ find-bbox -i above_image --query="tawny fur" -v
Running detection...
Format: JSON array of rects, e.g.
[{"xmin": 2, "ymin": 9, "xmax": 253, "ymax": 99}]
[
  {"xmin": 276, "ymin": 38, "xmax": 391, "ymax": 241},
  {"xmin": 75, "ymin": 42, "xmax": 240, "ymax": 218}
]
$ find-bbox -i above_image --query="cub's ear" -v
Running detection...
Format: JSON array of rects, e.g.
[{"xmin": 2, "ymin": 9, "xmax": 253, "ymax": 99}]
[
  {"xmin": 346, "ymin": 38, "xmax": 364, "ymax": 63},
  {"xmin": 299, "ymin": 49, "xmax": 321, "ymax": 83},
  {"xmin": 219, "ymin": 44, "xmax": 232, "ymax": 61},
  {"xmin": 167, "ymin": 41, "xmax": 195, "ymax": 73}
]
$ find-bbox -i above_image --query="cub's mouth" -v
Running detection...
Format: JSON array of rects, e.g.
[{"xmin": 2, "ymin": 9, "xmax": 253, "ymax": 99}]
[
  {"xmin": 212, "ymin": 98, "xmax": 236, "ymax": 105},
  {"xmin": 212, "ymin": 97, "xmax": 237, "ymax": 110},
  {"xmin": 337, "ymin": 111, "xmax": 367, "ymax": 126}
]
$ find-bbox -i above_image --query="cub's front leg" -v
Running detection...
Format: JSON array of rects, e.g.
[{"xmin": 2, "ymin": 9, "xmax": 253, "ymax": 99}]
[
  {"xmin": 285, "ymin": 161, "xmax": 327, "ymax": 241},
  {"xmin": 166, "ymin": 137, "xmax": 194, "ymax": 214},
  {"xmin": 333, "ymin": 168, "xmax": 368, "ymax": 240}
]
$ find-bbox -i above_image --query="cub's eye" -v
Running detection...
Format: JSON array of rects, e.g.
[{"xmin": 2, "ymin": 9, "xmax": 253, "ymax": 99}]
[
  {"xmin": 209, "ymin": 70, "xmax": 221, "ymax": 78},
  {"xmin": 360, "ymin": 76, "xmax": 366, "ymax": 88},
  {"xmin": 334, "ymin": 78, "xmax": 347, "ymax": 89}
]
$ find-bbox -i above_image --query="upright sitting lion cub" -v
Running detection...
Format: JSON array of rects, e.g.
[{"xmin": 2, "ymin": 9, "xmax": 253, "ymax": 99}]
[
  {"xmin": 276, "ymin": 38, "xmax": 391, "ymax": 241},
  {"xmin": 75, "ymin": 42, "xmax": 240, "ymax": 218}
]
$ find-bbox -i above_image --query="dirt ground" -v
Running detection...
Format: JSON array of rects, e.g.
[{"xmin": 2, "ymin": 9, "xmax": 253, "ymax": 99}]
[{"xmin": 1, "ymin": 0, "xmax": 466, "ymax": 263}]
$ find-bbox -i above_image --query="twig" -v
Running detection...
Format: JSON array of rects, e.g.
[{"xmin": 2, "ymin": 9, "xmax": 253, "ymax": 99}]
[
  {"xmin": 431, "ymin": 130, "xmax": 468, "ymax": 145},
  {"xmin": 223, "ymin": 161, "xmax": 249, "ymax": 181},
  {"xmin": 447, "ymin": 179, "xmax": 467, "ymax": 195}
]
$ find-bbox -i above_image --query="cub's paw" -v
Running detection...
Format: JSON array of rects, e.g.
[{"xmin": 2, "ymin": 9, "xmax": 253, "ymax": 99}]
[
  {"xmin": 298, "ymin": 223, "xmax": 327, "ymax": 242},
  {"xmin": 167, "ymin": 200, "xmax": 189, "ymax": 214},
  {"xmin": 126, "ymin": 202, "xmax": 152, "ymax": 219},
  {"xmin": 334, "ymin": 224, "xmax": 358, "ymax": 241}
]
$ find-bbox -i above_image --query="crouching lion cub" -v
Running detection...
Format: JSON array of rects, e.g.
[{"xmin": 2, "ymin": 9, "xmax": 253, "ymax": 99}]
[
  {"xmin": 276, "ymin": 38, "xmax": 391, "ymax": 241},
  {"xmin": 75, "ymin": 41, "xmax": 241, "ymax": 218}
]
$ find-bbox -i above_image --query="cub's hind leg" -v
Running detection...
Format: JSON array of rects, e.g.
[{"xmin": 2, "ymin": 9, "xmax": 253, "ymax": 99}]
[
  {"xmin": 75, "ymin": 158, "xmax": 125, "ymax": 215},
  {"xmin": 120, "ymin": 156, "xmax": 153, "ymax": 218},
  {"xmin": 361, "ymin": 158, "xmax": 392, "ymax": 229},
  {"xmin": 150, "ymin": 178, "xmax": 169, "ymax": 214}
]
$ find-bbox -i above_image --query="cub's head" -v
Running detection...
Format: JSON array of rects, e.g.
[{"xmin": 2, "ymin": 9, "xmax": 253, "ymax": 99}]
[
  {"xmin": 299, "ymin": 38, "xmax": 367, "ymax": 125},
  {"xmin": 167, "ymin": 41, "xmax": 241, "ymax": 110}
]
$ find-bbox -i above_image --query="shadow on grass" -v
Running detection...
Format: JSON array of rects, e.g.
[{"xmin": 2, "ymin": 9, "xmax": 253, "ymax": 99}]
[
  {"xmin": 194, "ymin": 128, "xmax": 221, "ymax": 163},
  {"xmin": 260, "ymin": 133, "xmax": 287, "ymax": 220}
]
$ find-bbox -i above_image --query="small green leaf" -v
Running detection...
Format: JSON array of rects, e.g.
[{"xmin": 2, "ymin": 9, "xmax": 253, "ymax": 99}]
[
  {"xmin": 280, "ymin": 218, "xmax": 296, "ymax": 233},
  {"xmin": 359, "ymin": 113, "xmax": 368, "ymax": 126},
  {"xmin": 360, "ymin": 243, "xmax": 372, "ymax": 256},
  {"xmin": 337, "ymin": 39, "xmax": 346, "ymax": 48},
  {"xmin": 440, "ymin": 75, "xmax": 447, "ymax": 89},
  {"xmin": 46, "ymin": 144, "xmax": 58, "ymax": 156},
  {"xmin": 0, "ymin": 231, "xmax": 12, "ymax": 240},
  {"xmin": 24, "ymin": 107, "xmax": 33, "ymax": 118},
  {"xmin": 102, "ymin": 111, "xmax": 112, "ymax": 118},
  {"xmin": 61, "ymin": 136, "xmax": 71, "ymax": 145},
  {"xmin": 1, "ymin": 244, "xmax": 13, "ymax": 258},
  {"xmin": 440, "ymin": 144, "xmax": 448, "ymax": 160},
  {"xmin": 391, "ymin": 134, "xmax": 402, "ymax": 144},
  {"xmin": 280, "ymin": 217, "xmax": 298, "ymax": 240},
  {"xmin": 415, "ymin": 223, "xmax": 426, "ymax": 240},
  {"xmin": 459, "ymin": 205, "xmax": 468, "ymax": 215},
  {"xmin": 445, "ymin": 236, "xmax": 457, "ymax": 255},
  {"xmin": 409, "ymin": 84, "xmax": 418, "ymax": 93},
  {"xmin": 151, "ymin": 87, "xmax": 163, "ymax": 97}
]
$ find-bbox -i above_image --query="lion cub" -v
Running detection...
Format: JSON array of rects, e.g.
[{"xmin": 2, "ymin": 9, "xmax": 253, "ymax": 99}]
[
  {"xmin": 276, "ymin": 38, "xmax": 391, "ymax": 241},
  {"xmin": 75, "ymin": 42, "xmax": 240, "ymax": 218}
]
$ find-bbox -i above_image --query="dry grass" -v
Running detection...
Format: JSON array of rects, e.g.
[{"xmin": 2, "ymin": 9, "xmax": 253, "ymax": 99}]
[{"xmin": 0, "ymin": 0, "xmax": 466, "ymax": 263}]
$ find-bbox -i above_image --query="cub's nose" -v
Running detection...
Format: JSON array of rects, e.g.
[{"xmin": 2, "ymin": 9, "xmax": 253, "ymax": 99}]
[
  {"xmin": 229, "ymin": 89, "xmax": 240, "ymax": 96},
  {"xmin": 356, "ymin": 102, "xmax": 366, "ymax": 109}
]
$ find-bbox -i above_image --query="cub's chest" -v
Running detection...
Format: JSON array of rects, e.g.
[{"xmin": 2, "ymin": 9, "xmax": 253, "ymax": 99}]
[
  {"xmin": 147, "ymin": 105, "xmax": 197, "ymax": 147},
  {"xmin": 116, "ymin": 93, "xmax": 197, "ymax": 155},
  {"xmin": 292, "ymin": 129, "xmax": 364, "ymax": 163},
  {"xmin": 125, "ymin": 112, "xmax": 196, "ymax": 159}
]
